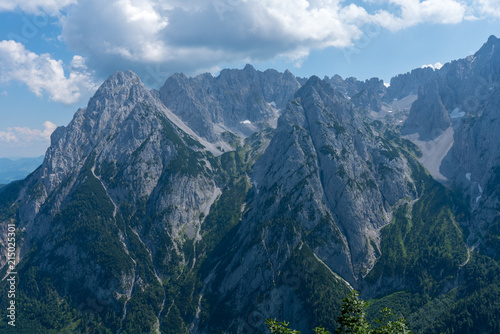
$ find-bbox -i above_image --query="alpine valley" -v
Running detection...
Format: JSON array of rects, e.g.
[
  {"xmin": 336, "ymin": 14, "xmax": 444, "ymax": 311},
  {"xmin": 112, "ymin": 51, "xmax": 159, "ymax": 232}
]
[{"xmin": 1, "ymin": 36, "xmax": 500, "ymax": 334}]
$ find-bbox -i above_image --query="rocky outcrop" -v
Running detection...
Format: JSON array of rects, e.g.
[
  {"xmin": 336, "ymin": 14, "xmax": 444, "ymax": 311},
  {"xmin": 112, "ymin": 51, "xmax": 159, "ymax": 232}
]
[
  {"xmin": 384, "ymin": 67, "xmax": 435, "ymax": 102},
  {"xmin": 199, "ymin": 76, "xmax": 417, "ymax": 333},
  {"xmin": 1, "ymin": 37, "xmax": 499, "ymax": 333},
  {"xmin": 402, "ymin": 35, "xmax": 500, "ymax": 141},
  {"xmin": 3, "ymin": 71, "xmax": 221, "ymax": 330},
  {"xmin": 159, "ymin": 64, "xmax": 301, "ymax": 143},
  {"xmin": 350, "ymin": 77, "xmax": 387, "ymax": 112},
  {"xmin": 401, "ymin": 79, "xmax": 451, "ymax": 140}
]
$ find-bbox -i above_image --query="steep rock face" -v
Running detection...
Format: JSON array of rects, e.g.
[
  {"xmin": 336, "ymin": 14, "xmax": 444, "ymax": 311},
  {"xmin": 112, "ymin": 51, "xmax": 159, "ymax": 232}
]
[
  {"xmin": 441, "ymin": 89, "xmax": 500, "ymax": 189},
  {"xmin": 440, "ymin": 85, "xmax": 500, "ymax": 246},
  {"xmin": 350, "ymin": 78, "xmax": 387, "ymax": 112},
  {"xmin": 425, "ymin": 36, "xmax": 500, "ymax": 243},
  {"xmin": 401, "ymin": 80, "xmax": 451, "ymax": 140},
  {"xmin": 324, "ymin": 75, "xmax": 390, "ymax": 112},
  {"xmin": 199, "ymin": 76, "xmax": 417, "ymax": 333},
  {"xmin": 402, "ymin": 35, "xmax": 500, "ymax": 141},
  {"xmin": 2, "ymin": 71, "xmax": 221, "ymax": 332},
  {"xmin": 159, "ymin": 64, "xmax": 301, "ymax": 143},
  {"xmin": 323, "ymin": 75, "xmax": 366, "ymax": 97},
  {"xmin": 283, "ymin": 77, "xmax": 413, "ymax": 275},
  {"xmin": 435, "ymin": 35, "xmax": 500, "ymax": 114},
  {"xmin": 384, "ymin": 67, "xmax": 435, "ymax": 102}
]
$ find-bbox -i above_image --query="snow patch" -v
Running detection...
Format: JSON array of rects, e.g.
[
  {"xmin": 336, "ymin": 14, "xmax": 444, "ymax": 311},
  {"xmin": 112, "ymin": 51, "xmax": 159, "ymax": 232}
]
[
  {"xmin": 240, "ymin": 120, "xmax": 252, "ymax": 124},
  {"xmin": 475, "ymin": 195, "xmax": 482, "ymax": 203},
  {"xmin": 387, "ymin": 110, "xmax": 393, "ymax": 113},
  {"xmin": 478, "ymin": 184, "xmax": 483, "ymax": 193},
  {"xmin": 383, "ymin": 82, "xmax": 390, "ymax": 88},
  {"xmin": 403, "ymin": 126, "xmax": 454, "ymax": 182},
  {"xmin": 450, "ymin": 107, "xmax": 465, "ymax": 119},
  {"xmin": 466, "ymin": 173, "xmax": 471, "ymax": 181}
]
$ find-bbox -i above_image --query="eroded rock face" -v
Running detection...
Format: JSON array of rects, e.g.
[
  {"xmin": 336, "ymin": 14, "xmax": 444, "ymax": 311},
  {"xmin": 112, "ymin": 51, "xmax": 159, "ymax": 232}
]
[
  {"xmin": 402, "ymin": 79, "xmax": 451, "ymax": 140},
  {"xmin": 384, "ymin": 67, "xmax": 435, "ymax": 102},
  {"xmin": 402, "ymin": 35, "xmax": 500, "ymax": 141},
  {"xmin": 2, "ymin": 36, "xmax": 499, "ymax": 333},
  {"xmin": 8, "ymin": 70, "xmax": 220, "ymax": 320},
  {"xmin": 405, "ymin": 35, "xmax": 500, "ymax": 261},
  {"xmin": 197, "ymin": 76, "xmax": 418, "ymax": 333},
  {"xmin": 409, "ymin": 36, "xmax": 500, "ymax": 196},
  {"xmin": 158, "ymin": 64, "xmax": 301, "ymax": 143},
  {"xmin": 255, "ymin": 76, "xmax": 415, "ymax": 277}
]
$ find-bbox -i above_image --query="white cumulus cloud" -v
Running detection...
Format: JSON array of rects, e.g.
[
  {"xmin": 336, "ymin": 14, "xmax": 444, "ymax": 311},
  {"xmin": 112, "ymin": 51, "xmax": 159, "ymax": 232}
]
[
  {"xmin": 473, "ymin": 0, "xmax": 500, "ymax": 18},
  {"xmin": 0, "ymin": 121, "xmax": 57, "ymax": 144},
  {"xmin": 0, "ymin": 40, "xmax": 98, "ymax": 104},
  {"xmin": 0, "ymin": 0, "xmax": 76, "ymax": 15},
  {"xmin": 0, "ymin": 121, "xmax": 57, "ymax": 157},
  {"xmin": 422, "ymin": 62, "xmax": 444, "ymax": 70},
  {"xmin": 2, "ymin": 0, "xmax": 499, "ymax": 83},
  {"xmin": 58, "ymin": 0, "xmax": 493, "ymax": 79}
]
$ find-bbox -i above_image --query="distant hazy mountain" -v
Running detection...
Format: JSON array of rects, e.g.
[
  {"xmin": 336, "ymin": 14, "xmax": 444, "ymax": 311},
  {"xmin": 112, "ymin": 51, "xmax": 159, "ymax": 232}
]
[
  {"xmin": 0, "ymin": 156, "xmax": 44, "ymax": 184},
  {"xmin": 0, "ymin": 36, "xmax": 499, "ymax": 334}
]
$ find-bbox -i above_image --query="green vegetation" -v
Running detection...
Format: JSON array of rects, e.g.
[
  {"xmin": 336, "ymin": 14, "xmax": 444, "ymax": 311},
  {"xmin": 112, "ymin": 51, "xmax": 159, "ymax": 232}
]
[
  {"xmin": 200, "ymin": 177, "xmax": 249, "ymax": 255},
  {"xmin": 286, "ymin": 245, "xmax": 352, "ymax": 331},
  {"xmin": 368, "ymin": 156, "xmax": 468, "ymax": 290},
  {"xmin": 267, "ymin": 290, "xmax": 412, "ymax": 334},
  {"xmin": 0, "ymin": 179, "xmax": 25, "ymax": 221},
  {"xmin": 326, "ymin": 120, "xmax": 346, "ymax": 134},
  {"xmin": 2, "ymin": 102, "xmax": 500, "ymax": 334}
]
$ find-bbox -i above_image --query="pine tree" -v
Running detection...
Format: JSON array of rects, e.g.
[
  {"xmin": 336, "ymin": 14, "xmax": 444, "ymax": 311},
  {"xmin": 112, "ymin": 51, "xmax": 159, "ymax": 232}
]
[
  {"xmin": 266, "ymin": 290, "xmax": 413, "ymax": 334},
  {"xmin": 335, "ymin": 290, "xmax": 371, "ymax": 334}
]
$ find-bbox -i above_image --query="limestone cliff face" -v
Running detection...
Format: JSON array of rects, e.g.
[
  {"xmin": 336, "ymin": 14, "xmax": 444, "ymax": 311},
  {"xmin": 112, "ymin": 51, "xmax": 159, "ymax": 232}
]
[
  {"xmin": 384, "ymin": 67, "xmax": 435, "ymax": 102},
  {"xmin": 159, "ymin": 64, "xmax": 301, "ymax": 143},
  {"xmin": 198, "ymin": 76, "xmax": 418, "ymax": 333},
  {"xmin": 324, "ymin": 75, "xmax": 387, "ymax": 112},
  {"xmin": 401, "ymin": 79, "xmax": 451, "ymax": 140},
  {"xmin": 440, "ymin": 78, "xmax": 500, "ymax": 251},
  {"xmin": 426, "ymin": 36, "xmax": 500, "ymax": 210},
  {"xmin": 404, "ymin": 35, "xmax": 500, "ymax": 261},
  {"xmin": 1, "ymin": 37, "xmax": 499, "ymax": 333},
  {"xmin": 402, "ymin": 35, "xmax": 500, "ymax": 141},
  {"xmin": 3, "ymin": 71, "xmax": 220, "ymax": 327}
]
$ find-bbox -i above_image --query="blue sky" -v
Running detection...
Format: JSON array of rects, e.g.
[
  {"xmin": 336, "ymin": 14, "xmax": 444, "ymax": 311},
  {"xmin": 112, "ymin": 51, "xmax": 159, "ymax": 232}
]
[{"xmin": 0, "ymin": 0, "xmax": 499, "ymax": 158}]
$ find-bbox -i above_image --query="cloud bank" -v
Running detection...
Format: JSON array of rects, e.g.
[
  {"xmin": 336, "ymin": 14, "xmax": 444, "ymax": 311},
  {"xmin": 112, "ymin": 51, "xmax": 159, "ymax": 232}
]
[
  {"xmin": 0, "ymin": 0, "xmax": 76, "ymax": 15},
  {"xmin": 58, "ymin": 0, "xmax": 497, "ymax": 80},
  {"xmin": 0, "ymin": 121, "xmax": 57, "ymax": 157},
  {"xmin": 2, "ymin": 0, "xmax": 500, "ymax": 89},
  {"xmin": 0, "ymin": 40, "xmax": 98, "ymax": 104},
  {"xmin": 0, "ymin": 121, "xmax": 56, "ymax": 144}
]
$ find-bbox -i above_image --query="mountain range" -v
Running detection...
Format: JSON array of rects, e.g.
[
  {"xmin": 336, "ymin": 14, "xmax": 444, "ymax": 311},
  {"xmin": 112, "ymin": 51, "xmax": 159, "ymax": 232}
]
[
  {"xmin": 0, "ymin": 156, "xmax": 44, "ymax": 185},
  {"xmin": 1, "ymin": 36, "xmax": 500, "ymax": 333}
]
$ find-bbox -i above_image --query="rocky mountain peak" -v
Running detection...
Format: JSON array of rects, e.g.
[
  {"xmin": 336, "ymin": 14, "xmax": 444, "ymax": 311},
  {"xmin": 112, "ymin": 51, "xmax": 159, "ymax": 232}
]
[
  {"xmin": 297, "ymin": 75, "xmax": 354, "ymax": 115},
  {"xmin": 90, "ymin": 70, "xmax": 145, "ymax": 105},
  {"xmin": 243, "ymin": 63, "xmax": 256, "ymax": 71},
  {"xmin": 87, "ymin": 70, "xmax": 154, "ymax": 118},
  {"xmin": 402, "ymin": 79, "xmax": 450, "ymax": 139},
  {"xmin": 384, "ymin": 67, "xmax": 435, "ymax": 102},
  {"xmin": 158, "ymin": 64, "xmax": 301, "ymax": 143},
  {"xmin": 476, "ymin": 34, "xmax": 499, "ymax": 56},
  {"xmin": 3, "ymin": 36, "xmax": 500, "ymax": 334}
]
